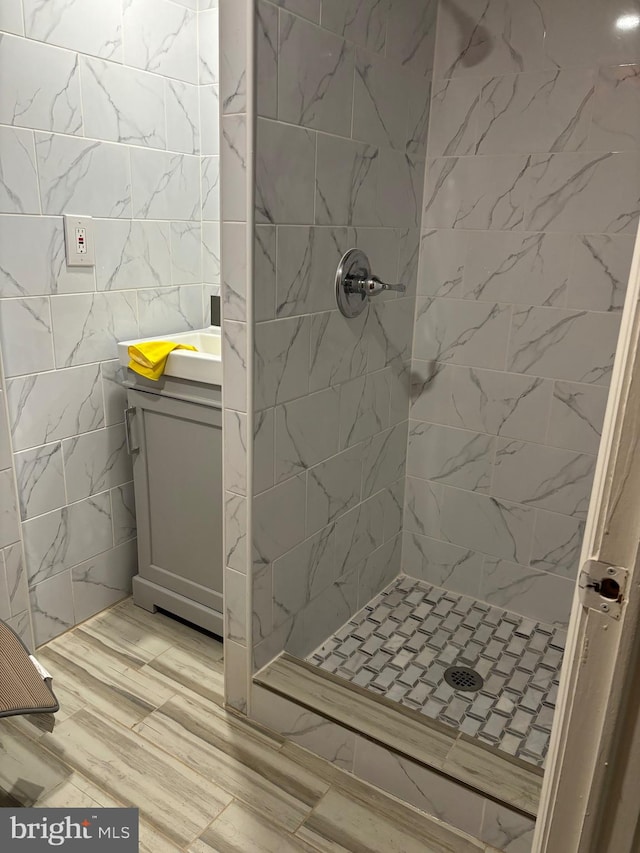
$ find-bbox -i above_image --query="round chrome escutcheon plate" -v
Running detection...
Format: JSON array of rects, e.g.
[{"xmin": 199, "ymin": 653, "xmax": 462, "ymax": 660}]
[{"xmin": 335, "ymin": 248, "xmax": 371, "ymax": 319}]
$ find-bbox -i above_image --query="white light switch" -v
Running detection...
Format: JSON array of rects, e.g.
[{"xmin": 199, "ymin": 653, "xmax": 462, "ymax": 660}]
[{"xmin": 64, "ymin": 214, "xmax": 95, "ymax": 267}]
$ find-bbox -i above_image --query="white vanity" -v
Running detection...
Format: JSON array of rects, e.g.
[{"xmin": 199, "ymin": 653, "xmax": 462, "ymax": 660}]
[{"xmin": 117, "ymin": 327, "xmax": 224, "ymax": 636}]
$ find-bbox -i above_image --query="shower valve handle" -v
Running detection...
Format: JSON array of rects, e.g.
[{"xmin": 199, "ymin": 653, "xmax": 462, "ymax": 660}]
[{"xmin": 335, "ymin": 248, "xmax": 407, "ymax": 318}]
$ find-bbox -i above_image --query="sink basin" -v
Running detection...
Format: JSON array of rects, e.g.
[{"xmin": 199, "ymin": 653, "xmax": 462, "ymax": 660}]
[{"xmin": 118, "ymin": 326, "xmax": 222, "ymax": 386}]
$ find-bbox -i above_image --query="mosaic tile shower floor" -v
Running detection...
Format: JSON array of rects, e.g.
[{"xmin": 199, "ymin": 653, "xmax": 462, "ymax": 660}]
[{"xmin": 307, "ymin": 576, "xmax": 566, "ymax": 768}]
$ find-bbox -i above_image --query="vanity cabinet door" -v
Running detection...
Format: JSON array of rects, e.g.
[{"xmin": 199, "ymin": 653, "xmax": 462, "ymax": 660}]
[{"xmin": 126, "ymin": 389, "xmax": 224, "ymax": 620}]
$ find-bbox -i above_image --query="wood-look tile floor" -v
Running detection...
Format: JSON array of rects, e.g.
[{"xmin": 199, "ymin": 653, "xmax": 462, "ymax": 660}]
[{"xmin": 0, "ymin": 598, "xmax": 497, "ymax": 853}]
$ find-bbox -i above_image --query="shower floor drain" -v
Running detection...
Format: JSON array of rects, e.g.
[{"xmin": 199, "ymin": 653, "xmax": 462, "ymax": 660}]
[{"xmin": 444, "ymin": 666, "xmax": 484, "ymax": 692}]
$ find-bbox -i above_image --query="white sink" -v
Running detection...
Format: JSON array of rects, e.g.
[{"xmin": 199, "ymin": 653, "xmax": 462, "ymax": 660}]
[{"xmin": 118, "ymin": 326, "xmax": 222, "ymax": 386}]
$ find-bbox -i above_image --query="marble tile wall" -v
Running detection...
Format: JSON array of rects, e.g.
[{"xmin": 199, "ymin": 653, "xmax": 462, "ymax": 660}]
[
  {"xmin": 406, "ymin": 0, "xmax": 640, "ymax": 627},
  {"xmin": 0, "ymin": 0, "xmax": 220, "ymax": 645},
  {"xmin": 247, "ymin": 0, "xmax": 437, "ymax": 669}
]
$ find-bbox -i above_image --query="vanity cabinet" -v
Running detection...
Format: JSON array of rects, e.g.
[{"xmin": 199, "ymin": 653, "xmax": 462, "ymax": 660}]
[{"xmin": 125, "ymin": 384, "xmax": 224, "ymax": 636}]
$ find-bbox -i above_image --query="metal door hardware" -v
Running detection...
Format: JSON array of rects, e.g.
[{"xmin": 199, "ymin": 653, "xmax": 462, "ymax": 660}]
[
  {"xmin": 124, "ymin": 406, "xmax": 139, "ymax": 455},
  {"xmin": 578, "ymin": 560, "xmax": 628, "ymax": 619},
  {"xmin": 335, "ymin": 249, "xmax": 406, "ymax": 318}
]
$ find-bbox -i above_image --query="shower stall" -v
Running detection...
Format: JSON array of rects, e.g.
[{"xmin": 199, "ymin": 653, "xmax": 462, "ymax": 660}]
[{"xmin": 220, "ymin": 0, "xmax": 640, "ymax": 845}]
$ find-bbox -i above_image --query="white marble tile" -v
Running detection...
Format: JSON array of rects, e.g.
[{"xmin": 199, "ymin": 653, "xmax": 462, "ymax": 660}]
[
  {"xmin": 255, "ymin": 226, "xmax": 277, "ymax": 322},
  {"xmin": 406, "ymin": 80, "xmax": 431, "ymax": 157},
  {"xmin": 275, "ymin": 387, "xmax": 340, "ymax": 482},
  {"xmin": 254, "ymin": 407, "xmax": 275, "ymax": 496},
  {"xmin": 339, "ymin": 371, "xmax": 390, "ymax": 449},
  {"xmin": 100, "ymin": 361, "xmax": 127, "ymax": 427},
  {"xmin": 131, "ymin": 149, "xmax": 200, "ymax": 220},
  {"xmin": 276, "ymin": 226, "xmax": 348, "ymax": 317},
  {"xmin": 402, "ymin": 532, "xmax": 483, "ymax": 598},
  {"xmin": 199, "ymin": 7, "xmax": 219, "ymax": 86},
  {"xmin": 525, "ymin": 152, "xmax": 640, "ymax": 234},
  {"xmin": 123, "ymin": 0, "xmax": 198, "ymax": 83},
  {"xmin": 507, "ymin": 306, "xmax": 621, "ymax": 386},
  {"xmin": 411, "ymin": 362, "xmax": 554, "ymax": 444},
  {"xmin": 0, "ymin": 34, "xmax": 82, "ymax": 135},
  {"xmin": 170, "ymin": 222, "xmax": 202, "ymax": 286},
  {"xmin": 416, "ymin": 230, "xmax": 467, "ymax": 298},
  {"xmin": 137, "ymin": 285, "xmax": 203, "ymax": 337},
  {"xmin": 72, "ymin": 540, "xmax": 136, "ymax": 623},
  {"xmin": 307, "ymin": 445, "xmax": 363, "ymax": 535},
  {"xmin": 272, "ymin": 0, "xmax": 320, "ymax": 22},
  {"xmin": 567, "ymin": 234, "xmax": 634, "ymax": 312},
  {"xmin": 0, "ymin": 297, "xmax": 54, "ymax": 377},
  {"xmin": 0, "ymin": 126, "xmax": 39, "ymax": 214},
  {"xmin": 413, "ymin": 297, "xmax": 511, "ymax": 369},
  {"xmin": 221, "ymin": 114, "xmax": 247, "ymax": 222},
  {"xmin": 386, "ymin": 0, "xmax": 437, "ymax": 77},
  {"xmin": 358, "ymin": 531, "xmax": 402, "ymax": 604},
  {"xmin": 493, "ymin": 439, "xmax": 596, "ymax": 518},
  {"xmin": 62, "ymin": 425, "xmax": 131, "ymax": 503},
  {"xmin": 321, "ymin": 0, "xmax": 388, "ymax": 53},
  {"xmin": 111, "ymin": 482, "xmax": 137, "ymax": 545},
  {"xmin": 5, "ymin": 542, "xmax": 29, "ymax": 617},
  {"xmin": 361, "ymin": 420, "xmax": 407, "ymax": 498},
  {"xmin": 480, "ymin": 802, "xmax": 535, "ymax": 853},
  {"xmin": 224, "ymin": 410, "xmax": 247, "ymax": 495},
  {"xmin": 221, "ymin": 222, "xmax": 245, "ymax": 321},
  {"xmin": 35, "ymin": 133, "xmax": 131, "ymax": 218},
  {"xmin": 29, "ymin": 569, "xmax": 74, "ymax": 646},
  {"xmin": 481, "ymin": 557, "xmax": 574, "ymax": 626},
  {"xmin": 15, "ymin": 442, "xmax": 65, "ymax": 520},
  {"xmin": 547, "ymin": 380, "xmax": 608, "ymax": 455},
  {"xmin": 423, "ymin": 155, "xmax": 531, "ymax": 230},
  {"xmin": 254, "ymin": 316, "xmax": 311, "ymax": 410},
  {"xmin": 23, "ymin": 0, "xmax": 122, "ymax": 60},
  {"xmin": 225, "ymin": 492, "xmax": 247, "ymax": 573},
  {"xmin": 252, "ymin": 686, "xmax": 356, "ymax": 772},
  {"xmin": 95, "ymin": 220, "xmax": 171, "ymax": 290},
  {"xmin": 309, "ymin": 309, "xmax": 368, "ymax": 392},
  {"xmin": 222, "ymin": 320, "xmax": 247, "ymax": 412},
  {"xmin": 203, "ymin": 221, "xmax": 221, "ymax": 284},
  {"xmin": 354, "ymin": 737, "xmax": 485, "ymax": 838},
  {"xmin": 253, "ymin": 474, "xmax": 307, "ymax": 565},
  {"xmin": 476, "ymin": 69, "xmax": 594, "ymax": 156},
  {"xmin": 285, "ymin": 569, "xmax": 358, "ymax": 657},
  {"xmin": 81, "ymin": 57, "xmax": 165, "ymax": 148},
  {"xmin": 279, "ymin": 13, "xmax": 354, "ymax": 135},
  {"xmin": 440, "ymin": 485, "xmax": 536, "ymax": 565},
  {"xmin": 199, "ymin": 85, "xmax": 220, "ymax": 155},
  {"xmin": 376, "ymin": 147, "xmax": 424, "ymax": 228},
  {"xmin": 219, "ymin": 0, "xmax": 246, "ymax": 114},
  {"xmin": 256, "ymin": 118, "xmax": 316, "ymax": 225},
  {"xmin": 256, "ymin": 0, "xmax": 278, "ymax": 119},
  {"xmin": 0, "ymin": 0, "xmax": 24, "ymax": 35},
  {"xmin": 273, "ymin": 524, "xmax": 336, "ymax": 627},
  {"xmin": 435, "ymin": 0, "xmax": 546, "ymax": 79},
  {"xmin": 367, "ymin": 297, "xmax": 415, "ymax": 369},
  {"xmin": 404, "ymin": 476, "xmax": 442, "ymax": 538},
  {"xmin": 0, "ymin": 469, "xmax": 20, "ymax": 548},
  {"xmin": 0, "ymin": 393, "xmax": 11, "ymax": 471},
  {"xmin": 531, "ymin": 509, "xmax": 584, "ymax": 580},
  {"xmin": 225, "ymin": 567, "xmax": 246, "ymax": 644},
  {"xmin": 315, "ymin": 133, "xmax": 378, "ymax": 226},
  {"xmin": 352, "ymin": 226, "xmax": 401, "ymax": 288},
  {"xmin": 407, "ymin": 422, "xmax": 494, "ymax": 493},
  {"xmin": 23, "ymin": 492, "xmax": 113, "ymax": 586},
  {"xmin": 428, "ymin": 78, "xmax": 481, "ymax": 157},
  {"xmin": 165, "ymin": 80, "xmax": 198, "ymax": 154},
  {"xmin": 7, "ymin": 365, "xmax": 104, "ymax": 452},
  {"xmin": 224, "ymin": 638, "xmax": 248, "ymax": 712},
  {"xmin": 462, "ymin": 231, "xmax": 571, "ymax": 306},
  {"xmin": 51, "ymin": 292, "xmax": 138, "ymax": 367},
  {"xmin": 0, "ymin": 216, "xmax": 96, "ymax": 296},
  {"xmin": 335, "ymin": 491, "xmax": 385, "ymax": 577},
  {"xmin": 202, "ymin": 155, "xmax": 220, "ymax": 221},
  {"xmin": 0, "ymin": 559, "xmax": 11, "ymax": 621},
  {"xmin": 590, "ymin": 64, "xmax": 640, "ymax": 153}
]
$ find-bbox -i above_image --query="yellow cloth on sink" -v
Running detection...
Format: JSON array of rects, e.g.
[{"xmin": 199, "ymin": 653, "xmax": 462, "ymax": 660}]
[{"xmin": 128, "ymin": 341, "xmax": 197, "ymax": 381}]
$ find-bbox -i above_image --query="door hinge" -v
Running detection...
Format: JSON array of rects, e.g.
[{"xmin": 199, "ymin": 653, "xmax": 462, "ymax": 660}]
[{"xmin": 578, "ymin": 560, "xmax": 628, "ymax": 620}]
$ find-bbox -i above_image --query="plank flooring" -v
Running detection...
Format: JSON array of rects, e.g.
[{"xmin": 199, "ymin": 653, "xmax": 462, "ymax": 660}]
[{"xmin": 0, "ymin": 598, "xmax": 503, "ymax": 852}]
